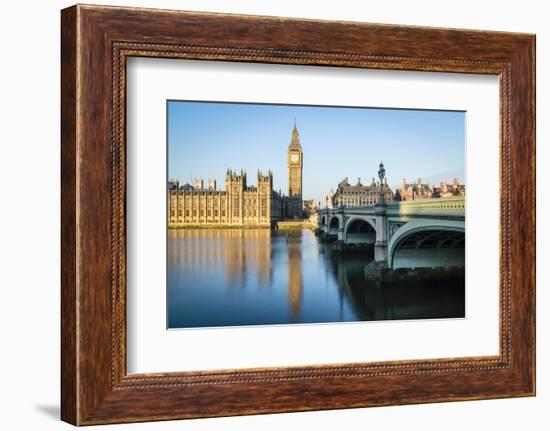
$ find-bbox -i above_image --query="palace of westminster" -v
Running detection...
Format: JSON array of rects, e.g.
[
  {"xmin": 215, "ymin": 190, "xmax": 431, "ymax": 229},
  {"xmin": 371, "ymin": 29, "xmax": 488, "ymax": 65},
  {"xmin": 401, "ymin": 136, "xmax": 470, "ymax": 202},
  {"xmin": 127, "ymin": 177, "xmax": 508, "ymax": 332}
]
[
  {"xmin": 168, "ymin": 123, "xmax": 466, "ymax": 227},
  {"xmin": 168, "ymin": 123, "xmax": 304, "ymax": 227}
]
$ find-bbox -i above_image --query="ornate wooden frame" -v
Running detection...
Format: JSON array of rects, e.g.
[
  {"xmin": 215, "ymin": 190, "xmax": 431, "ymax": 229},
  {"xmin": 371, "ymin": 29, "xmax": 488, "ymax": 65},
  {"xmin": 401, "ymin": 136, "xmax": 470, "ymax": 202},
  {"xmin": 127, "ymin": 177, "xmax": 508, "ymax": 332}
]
[{"xmin": 61, "ymin": 4, "xmax": 536, "ymax": 425}]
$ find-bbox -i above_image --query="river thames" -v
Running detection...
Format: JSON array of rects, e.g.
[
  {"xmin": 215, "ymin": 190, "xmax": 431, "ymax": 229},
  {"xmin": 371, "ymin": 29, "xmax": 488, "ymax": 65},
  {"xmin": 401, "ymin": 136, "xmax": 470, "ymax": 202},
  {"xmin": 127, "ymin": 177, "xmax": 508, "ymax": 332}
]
[{"xmin": 167, "ymin": 228, "xmax": 465, "ymax": 329}]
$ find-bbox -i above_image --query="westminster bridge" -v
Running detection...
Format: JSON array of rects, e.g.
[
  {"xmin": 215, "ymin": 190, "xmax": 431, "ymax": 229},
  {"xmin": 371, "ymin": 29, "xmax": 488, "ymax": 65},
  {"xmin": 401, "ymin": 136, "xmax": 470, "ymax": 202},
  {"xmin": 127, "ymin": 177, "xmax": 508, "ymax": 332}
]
[{"xmin": 317, "ymin": 196, "xmax": 465, "ymax": 270}]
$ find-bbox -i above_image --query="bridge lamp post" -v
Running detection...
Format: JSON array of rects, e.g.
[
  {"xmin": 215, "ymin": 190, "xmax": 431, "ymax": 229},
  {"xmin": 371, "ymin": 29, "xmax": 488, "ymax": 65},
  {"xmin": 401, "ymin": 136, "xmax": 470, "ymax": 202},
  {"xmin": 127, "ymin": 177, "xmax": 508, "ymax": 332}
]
[
  {"xmin": 378, "ymin": 161, "xmax": 386, "ymax": 205},
  {"xmin": 374, "ymin": 161, "xmax": 388, "ymax": 263}
]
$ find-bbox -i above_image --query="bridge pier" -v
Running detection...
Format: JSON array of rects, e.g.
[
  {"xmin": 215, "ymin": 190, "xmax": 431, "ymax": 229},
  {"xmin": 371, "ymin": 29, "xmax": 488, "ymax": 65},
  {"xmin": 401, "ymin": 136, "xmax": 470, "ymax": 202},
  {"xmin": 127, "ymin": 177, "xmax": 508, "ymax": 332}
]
[
  {"xmin": 338, "ymin": 226, "xmax": 345, "ymax": 242},
  {"xmin": 334, "ymin": 209, "xmax": 345, "ymax": 242},
  {"xmin": 374, "ymin": 203, "xmax": 388, "ymax": 262}
]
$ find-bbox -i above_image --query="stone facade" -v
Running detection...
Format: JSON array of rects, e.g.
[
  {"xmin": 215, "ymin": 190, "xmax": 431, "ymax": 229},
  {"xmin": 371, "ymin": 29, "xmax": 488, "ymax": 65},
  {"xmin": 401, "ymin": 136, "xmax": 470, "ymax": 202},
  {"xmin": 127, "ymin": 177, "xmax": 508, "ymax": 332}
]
[
  {"xmin": 168, "ymin": 169, "xmax": 283, "ymax": 227},
  {"xmin": 330, "ymin": 177, "xmax": 393, "ymax": 208}
]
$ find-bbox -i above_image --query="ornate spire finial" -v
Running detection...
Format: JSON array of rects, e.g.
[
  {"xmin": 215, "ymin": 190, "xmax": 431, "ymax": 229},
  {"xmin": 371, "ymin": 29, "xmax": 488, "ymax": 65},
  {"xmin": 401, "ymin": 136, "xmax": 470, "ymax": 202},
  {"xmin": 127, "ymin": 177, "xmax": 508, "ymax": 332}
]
[{"xmin": 289, "ymin": 120, "xmax": 301, "ymax": 149}]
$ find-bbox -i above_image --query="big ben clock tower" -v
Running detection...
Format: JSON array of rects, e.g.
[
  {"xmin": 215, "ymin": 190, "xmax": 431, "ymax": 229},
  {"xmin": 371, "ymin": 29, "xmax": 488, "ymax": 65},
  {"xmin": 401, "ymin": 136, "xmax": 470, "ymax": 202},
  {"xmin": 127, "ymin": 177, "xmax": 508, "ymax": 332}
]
[{"xmin": 287, "ymin": 121, "xmax": 303, "ymax": 218}]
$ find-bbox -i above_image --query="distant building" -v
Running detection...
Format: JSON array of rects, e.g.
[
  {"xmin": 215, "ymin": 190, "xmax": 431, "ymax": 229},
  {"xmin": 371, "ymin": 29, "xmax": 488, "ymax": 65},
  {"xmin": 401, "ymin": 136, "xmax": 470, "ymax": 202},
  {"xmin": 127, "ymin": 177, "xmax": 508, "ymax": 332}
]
[
  {"xmin": 326, "ymin": 190, "xmax": 335, "ymax": 209},
  {"xmin": 395, "ymin": 178, "xmax": 433, "ymax": 201},
  {"xmin": 330, "ymin": 177, "xmax": 393, "ymax": 208},
  {"xmin": 206, "ymin": 178, "xmax": 217, "ymax": 190},
  {"xmin": 395, "ymin": 177, "xmax": 466, "ymax": 201},
  {"xmin": 303, "ymin": 199, "xmax": 317, "ymax": 217},
  {"xmin": 192, "ymin": 177, "xmax": 216, "ymax": 191},
  {"xmin": 168, "ymin": 179, "xmax": 179, "ymax": 191},
  {"xmin": 432, "ymin": 178, "xmax": 466, "ymax": 198},
  {"xmin": 193, "ymin": 178, "xmax": 204, "ymax": 190}
]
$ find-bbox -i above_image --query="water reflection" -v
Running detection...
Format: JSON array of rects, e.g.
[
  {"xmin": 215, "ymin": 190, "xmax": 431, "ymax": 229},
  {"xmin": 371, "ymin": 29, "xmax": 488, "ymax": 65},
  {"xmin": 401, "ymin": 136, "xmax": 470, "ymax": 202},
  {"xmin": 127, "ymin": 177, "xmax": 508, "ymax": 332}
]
[
  {"xmin": 167, "ymin": 229, "xmax": 464, "ymax": 329},
  {"xmin": 287, "ymin": 233, "xmax": 303, "ymax": 322}
]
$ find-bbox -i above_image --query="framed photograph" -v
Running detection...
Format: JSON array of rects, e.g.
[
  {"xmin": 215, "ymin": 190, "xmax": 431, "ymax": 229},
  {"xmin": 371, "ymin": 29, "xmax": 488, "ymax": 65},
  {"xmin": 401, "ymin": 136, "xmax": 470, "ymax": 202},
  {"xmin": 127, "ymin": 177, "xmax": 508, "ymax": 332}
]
[{"xmin": 61, "ymin": 4, "xmax": 536, "ymax": 425}]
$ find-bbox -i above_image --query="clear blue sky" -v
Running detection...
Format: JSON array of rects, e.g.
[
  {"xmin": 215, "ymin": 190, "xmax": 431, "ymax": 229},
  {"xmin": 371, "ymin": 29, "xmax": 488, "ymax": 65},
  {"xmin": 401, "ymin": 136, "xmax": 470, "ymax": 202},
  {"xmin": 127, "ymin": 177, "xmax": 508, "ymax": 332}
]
[{"xmin": 168, "ymin": 101, "xmax": 465, "ymax": 207}]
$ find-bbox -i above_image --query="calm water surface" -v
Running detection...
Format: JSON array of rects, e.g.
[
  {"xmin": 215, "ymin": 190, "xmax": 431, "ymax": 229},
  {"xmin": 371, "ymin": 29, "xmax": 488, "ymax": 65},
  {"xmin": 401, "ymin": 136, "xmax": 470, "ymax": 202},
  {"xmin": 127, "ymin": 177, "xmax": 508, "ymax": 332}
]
[{"xmin": 168, "ymin": 229, "xmax": 465, "ymax": 329}]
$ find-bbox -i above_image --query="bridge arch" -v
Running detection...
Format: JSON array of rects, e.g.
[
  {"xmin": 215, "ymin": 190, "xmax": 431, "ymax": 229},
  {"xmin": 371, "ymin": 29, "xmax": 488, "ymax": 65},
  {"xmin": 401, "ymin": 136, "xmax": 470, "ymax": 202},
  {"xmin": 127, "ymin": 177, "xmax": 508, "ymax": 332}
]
[
  {"xmin": 388, "ymin": 219, "xmax": 465, "ymax": 269},
  {"xmin": 344, "ymin": 216, "xmax": 376, "ymax": 244},
  {"xmin": 328, "ymin": 216, "xmax": 340, "ymax": 235}
]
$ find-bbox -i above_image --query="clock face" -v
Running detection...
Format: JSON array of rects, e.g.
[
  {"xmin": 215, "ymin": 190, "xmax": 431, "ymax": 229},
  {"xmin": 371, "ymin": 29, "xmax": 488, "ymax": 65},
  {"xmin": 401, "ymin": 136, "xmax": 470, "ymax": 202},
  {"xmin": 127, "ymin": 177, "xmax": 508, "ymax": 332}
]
[{"xmin": 290, "ymin": 154, "xmax": 299, "ymax": 163}]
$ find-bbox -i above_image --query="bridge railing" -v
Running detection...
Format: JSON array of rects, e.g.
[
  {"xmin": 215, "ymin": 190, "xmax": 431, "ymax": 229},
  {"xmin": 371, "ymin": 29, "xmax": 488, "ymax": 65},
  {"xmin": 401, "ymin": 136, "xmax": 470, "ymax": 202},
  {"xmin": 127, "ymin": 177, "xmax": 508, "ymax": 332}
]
[
  {"xmin": 386, "ymin": 196, "xmax": 465, "ymax": 217},
  {"xmin": 319, "ymin": 196, "xmax": 466, "ymax": 215},
  {"xmin": 318, "ymin": 196, "xmax": 465, "ymax": 222}
]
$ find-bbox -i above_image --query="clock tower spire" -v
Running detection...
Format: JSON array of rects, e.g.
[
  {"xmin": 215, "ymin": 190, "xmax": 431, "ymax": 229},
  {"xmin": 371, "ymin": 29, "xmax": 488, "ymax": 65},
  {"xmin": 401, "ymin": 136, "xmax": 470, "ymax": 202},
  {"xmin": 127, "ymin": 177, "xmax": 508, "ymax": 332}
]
[
  {"xmin": 288, "ymin": 120, "xmax": 303, "ymax": 197},
  {"xmin": 287, "ymin": 121, "xmax": 303, "ymax": 218}
]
